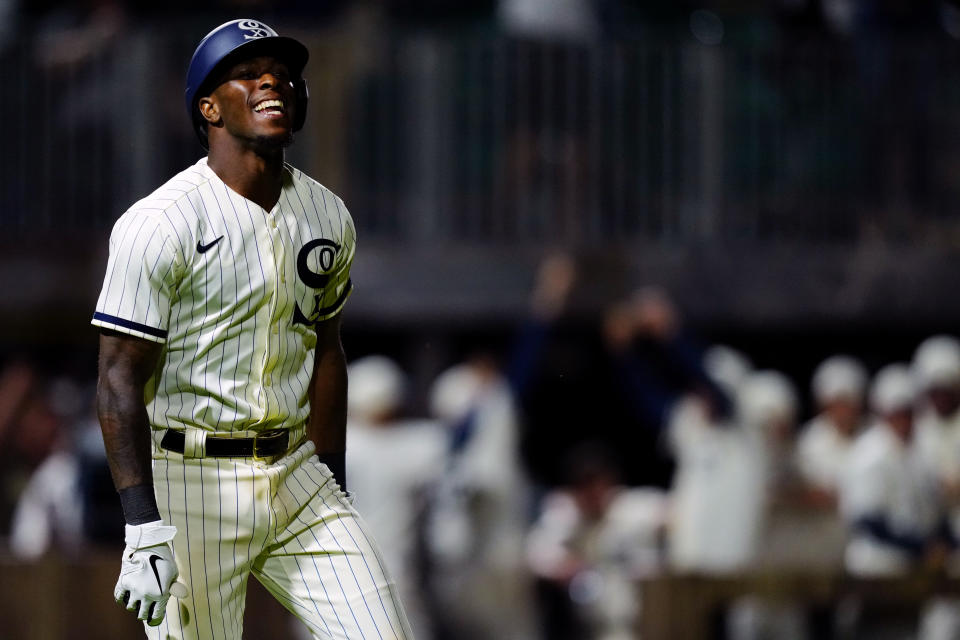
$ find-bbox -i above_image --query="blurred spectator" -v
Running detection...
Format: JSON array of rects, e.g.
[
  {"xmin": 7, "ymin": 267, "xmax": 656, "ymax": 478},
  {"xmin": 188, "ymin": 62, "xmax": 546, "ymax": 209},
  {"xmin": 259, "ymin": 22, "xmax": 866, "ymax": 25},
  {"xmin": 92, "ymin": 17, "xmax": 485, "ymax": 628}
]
[
  {"xmin": 9, "ymin": 376, "xmax": 84, "ymax": 559},
  {"xmin": 498, "ymin": 0, "xmax": 600, "ymax": 43},
  {"xmin": 0, "ymin": 360, "xmax": 58, "ymax": 536},
  {"xmin": 603, "ymin": 287, "xmax": 731, "ymax": 441},
  {"xmin": 8, "ymin": 440, "xmax": 82, "ymax": 559},
  {"xmin": 795, "ymin": 355, "xmax": 869, "ymax": 500},
  {"xmin": 7, "ymin": 373, "xmax": 121, "ymax": 559},
  {"xmin": 496, "ymin": 0, "xmax": 598, "ymax": 240},
  {"xmin": 345, "ymin": 355, "xmax": 446, "ymax": 639},
  {"xmin": 32, "ymin": 0, "xmax": 126, "ymax": 70},
  {"xmin": 525, "ymin": 445, "xmax": 667, "ymax": 640},
  {"xmin": 381, "ymin": 0, "xmax": 493, "ymax": 27}
]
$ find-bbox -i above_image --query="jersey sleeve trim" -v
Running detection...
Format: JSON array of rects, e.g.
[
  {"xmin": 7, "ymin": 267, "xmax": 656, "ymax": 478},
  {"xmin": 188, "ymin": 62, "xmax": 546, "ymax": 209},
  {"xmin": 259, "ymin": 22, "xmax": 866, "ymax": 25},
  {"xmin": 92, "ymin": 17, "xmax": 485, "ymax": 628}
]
[{"xmin": 91, "ymin": 312, "xmax": 168, "ymax": 342}]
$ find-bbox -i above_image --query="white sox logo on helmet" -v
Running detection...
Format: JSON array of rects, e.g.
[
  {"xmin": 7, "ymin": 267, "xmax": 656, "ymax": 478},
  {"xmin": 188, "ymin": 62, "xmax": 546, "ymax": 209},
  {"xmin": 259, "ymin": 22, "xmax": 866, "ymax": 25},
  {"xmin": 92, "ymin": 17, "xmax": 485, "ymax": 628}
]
[{"xmin": 238, "ymin": 20, "xmax": 271, "ymax": 39}]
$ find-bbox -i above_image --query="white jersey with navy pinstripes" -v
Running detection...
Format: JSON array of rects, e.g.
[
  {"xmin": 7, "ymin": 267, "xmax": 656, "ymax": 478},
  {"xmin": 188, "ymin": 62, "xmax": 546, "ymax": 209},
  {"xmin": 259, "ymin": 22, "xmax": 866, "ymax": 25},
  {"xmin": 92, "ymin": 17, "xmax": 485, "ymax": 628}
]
[{"xmin": 93, "ymin": 156, "xmax": 355, "ymax": 436}]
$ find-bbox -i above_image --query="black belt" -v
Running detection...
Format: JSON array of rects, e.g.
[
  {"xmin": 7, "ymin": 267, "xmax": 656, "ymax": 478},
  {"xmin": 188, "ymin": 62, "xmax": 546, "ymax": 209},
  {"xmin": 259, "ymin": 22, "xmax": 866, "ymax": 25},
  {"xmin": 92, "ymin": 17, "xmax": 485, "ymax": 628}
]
[{"xmin": 160, "ymin": 428, "xmax": 290, "ymax": 459}]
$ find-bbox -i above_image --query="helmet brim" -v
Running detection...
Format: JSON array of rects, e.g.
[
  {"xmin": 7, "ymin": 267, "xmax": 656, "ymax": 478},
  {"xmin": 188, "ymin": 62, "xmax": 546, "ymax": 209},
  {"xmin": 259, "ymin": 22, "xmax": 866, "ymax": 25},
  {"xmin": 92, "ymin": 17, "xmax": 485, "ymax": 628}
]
[{"xmin": 195, "ymin": 35, "xmax": 308, "ymax": 102}]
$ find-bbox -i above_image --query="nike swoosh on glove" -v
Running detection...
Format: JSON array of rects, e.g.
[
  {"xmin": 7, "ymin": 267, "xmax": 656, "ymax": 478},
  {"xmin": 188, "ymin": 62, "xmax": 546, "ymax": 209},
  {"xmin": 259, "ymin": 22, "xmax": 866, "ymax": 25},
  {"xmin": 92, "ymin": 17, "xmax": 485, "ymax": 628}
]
[{"xmin": 114, "ymin": 521, "xmax": 189, "ymax": 627}]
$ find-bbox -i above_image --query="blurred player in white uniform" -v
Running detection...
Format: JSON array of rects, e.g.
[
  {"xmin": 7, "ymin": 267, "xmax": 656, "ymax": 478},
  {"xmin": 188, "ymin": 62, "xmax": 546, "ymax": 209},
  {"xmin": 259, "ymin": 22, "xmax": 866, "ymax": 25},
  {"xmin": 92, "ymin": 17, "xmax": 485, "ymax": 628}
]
[
  {"xmin": 668, "ymin": 362, "xmax": 808, "ymax": 639},
  {"xmin": 526, "ymin": 449, "xmax": 667, "ymax": 640},
  {"xmin": 910, "ymin": 337, "xmax": 960, "ymax": 639},
  {"xmin": 795, "ymin": 355, "xmax": 868, "ymax": 498},
  {"xmin": 701, "ymin": 345, "xmax": 753, "ymax": 399},
  {"xmin": 426, "ymin": 359, "xmax": 537, "ymax": 640},
  {"xmin": 666, "ymin": 361, "xmax": 781, "ymax": 574},
  {"xmin": 840, "ymin": 364, "xmax": 958, "ymax": 639},
  {"xmin": 841, "ymin": 363, "xmax": 948, "ymax": 575},
  {"xmin": 913, "ymin": 336, "xmax": 960, "ymax": 533},
  {"xmin": 9, "ymin": 376, "xmax": 90, "ymax": 560},
  {"xmin": 345, "ymin": 355, "xmax": 446, "ymax": 638}
]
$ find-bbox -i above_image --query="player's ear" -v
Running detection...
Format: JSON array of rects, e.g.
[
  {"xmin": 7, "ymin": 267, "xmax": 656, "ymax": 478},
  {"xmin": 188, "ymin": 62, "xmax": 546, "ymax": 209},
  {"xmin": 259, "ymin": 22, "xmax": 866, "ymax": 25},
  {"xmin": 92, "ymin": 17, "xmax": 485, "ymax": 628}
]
[{"xmin": 198, "ymin": 97, "xmax": 221, "ymax": 126}]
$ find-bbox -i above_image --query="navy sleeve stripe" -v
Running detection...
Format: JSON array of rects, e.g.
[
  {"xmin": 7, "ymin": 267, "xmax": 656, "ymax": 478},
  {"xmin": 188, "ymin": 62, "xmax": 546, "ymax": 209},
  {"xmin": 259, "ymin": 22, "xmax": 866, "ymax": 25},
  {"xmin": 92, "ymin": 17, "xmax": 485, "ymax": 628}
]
[{"xmin": 92, "ymin": 312, "xmax": 168, "ymax": 339}]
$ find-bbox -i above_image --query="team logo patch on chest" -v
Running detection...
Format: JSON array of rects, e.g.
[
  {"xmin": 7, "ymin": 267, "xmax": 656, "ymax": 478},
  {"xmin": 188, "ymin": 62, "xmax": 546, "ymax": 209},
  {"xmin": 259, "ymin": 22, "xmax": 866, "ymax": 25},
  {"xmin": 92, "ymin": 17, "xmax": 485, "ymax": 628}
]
[{"xmin": 293, "ymin": 239, "xmax": 342, "ymax": 325}]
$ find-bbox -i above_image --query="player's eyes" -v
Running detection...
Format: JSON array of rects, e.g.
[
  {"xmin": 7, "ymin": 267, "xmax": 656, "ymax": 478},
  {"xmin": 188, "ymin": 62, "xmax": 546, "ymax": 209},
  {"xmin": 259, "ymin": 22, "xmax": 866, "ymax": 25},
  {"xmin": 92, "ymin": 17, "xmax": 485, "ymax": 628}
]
[
  {"xmin": 236, "ymin": 70, "xmax": 287, "ymax": 80},
  {"xmin": 231, "ymin": 66, "xmax": 289, "ymax": 82}
]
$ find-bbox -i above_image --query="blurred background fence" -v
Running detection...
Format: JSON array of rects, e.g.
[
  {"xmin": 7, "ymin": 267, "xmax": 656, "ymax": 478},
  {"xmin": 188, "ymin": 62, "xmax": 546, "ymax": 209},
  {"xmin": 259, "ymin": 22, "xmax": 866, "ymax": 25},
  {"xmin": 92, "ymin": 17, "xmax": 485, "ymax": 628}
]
[
  {"xmin": 3, "ymin": 27, "xmax": 960, "ymax": 246},
  {"xmin": 1, "ymin": 15, "xmax": 959, "ymax": 340}
]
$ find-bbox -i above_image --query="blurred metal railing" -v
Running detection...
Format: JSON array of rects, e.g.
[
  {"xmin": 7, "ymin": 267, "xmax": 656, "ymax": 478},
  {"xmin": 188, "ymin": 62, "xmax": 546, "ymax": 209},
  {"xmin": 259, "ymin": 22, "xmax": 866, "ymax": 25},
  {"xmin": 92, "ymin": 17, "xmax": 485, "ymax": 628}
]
[{"xmin": 2, "ymin": 26, "xmax": 957, "ymax": 247}]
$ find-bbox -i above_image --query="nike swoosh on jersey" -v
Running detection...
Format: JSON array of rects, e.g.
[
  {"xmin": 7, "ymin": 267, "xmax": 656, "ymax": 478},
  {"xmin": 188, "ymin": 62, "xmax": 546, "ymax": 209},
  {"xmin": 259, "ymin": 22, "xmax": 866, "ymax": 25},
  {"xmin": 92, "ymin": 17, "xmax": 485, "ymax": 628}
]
[
  {"xmin": 148, "ymin": 554, "xmax": 165, "ymax": 591},
  {"xmin": 196, "ymin": 236, "xmax": 224, "ymax": 253}
]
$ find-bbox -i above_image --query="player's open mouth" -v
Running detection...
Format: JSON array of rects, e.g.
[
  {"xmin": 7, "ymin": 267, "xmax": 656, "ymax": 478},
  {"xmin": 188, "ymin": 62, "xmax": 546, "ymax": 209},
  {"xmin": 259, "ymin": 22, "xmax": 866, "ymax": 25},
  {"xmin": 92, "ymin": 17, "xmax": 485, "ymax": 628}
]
[{"xmin": 253, "ymin": 99, "xmax": 285, "ymax": 117}]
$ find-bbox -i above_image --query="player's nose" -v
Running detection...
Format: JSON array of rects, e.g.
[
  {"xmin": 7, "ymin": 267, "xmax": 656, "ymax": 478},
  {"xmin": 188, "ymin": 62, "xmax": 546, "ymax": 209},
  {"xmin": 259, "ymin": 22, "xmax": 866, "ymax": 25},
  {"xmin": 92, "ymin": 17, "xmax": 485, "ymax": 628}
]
[{"xmin": 258, "ymin": 73, "xmax": 280, "ymax": 90}]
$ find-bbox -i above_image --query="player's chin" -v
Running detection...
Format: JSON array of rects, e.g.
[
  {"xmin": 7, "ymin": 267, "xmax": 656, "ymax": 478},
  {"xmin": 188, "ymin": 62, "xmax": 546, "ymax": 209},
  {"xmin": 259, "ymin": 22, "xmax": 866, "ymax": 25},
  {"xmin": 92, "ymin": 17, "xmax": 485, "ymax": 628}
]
[{"xmin": 253, "ymin": 128, "xmax": 294, "ymax": 151}]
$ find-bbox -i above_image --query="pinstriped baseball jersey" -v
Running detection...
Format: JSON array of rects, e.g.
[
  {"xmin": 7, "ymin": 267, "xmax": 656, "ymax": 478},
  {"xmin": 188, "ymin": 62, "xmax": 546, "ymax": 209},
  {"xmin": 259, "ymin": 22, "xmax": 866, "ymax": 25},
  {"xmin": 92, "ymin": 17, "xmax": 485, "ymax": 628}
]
[{"xmin": 93, "ymin": 157, "xmax": 355, "ymax": 436}]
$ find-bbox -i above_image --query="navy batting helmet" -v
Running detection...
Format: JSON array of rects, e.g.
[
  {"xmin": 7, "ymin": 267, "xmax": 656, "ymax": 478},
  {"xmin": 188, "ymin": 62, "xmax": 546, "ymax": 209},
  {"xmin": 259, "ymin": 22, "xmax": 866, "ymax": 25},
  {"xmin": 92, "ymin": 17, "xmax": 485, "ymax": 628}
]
[{"xmin": 185, "ymin": 19, "xmax": 309, "ymax": 148}]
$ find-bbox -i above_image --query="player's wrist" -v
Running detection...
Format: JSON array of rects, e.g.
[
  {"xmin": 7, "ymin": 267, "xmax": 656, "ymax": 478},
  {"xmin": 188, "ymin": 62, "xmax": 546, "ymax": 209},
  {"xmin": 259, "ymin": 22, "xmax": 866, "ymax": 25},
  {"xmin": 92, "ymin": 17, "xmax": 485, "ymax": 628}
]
[{"xmin": 119, "ymin": 483, "xmax": 162, "ymax": 526}]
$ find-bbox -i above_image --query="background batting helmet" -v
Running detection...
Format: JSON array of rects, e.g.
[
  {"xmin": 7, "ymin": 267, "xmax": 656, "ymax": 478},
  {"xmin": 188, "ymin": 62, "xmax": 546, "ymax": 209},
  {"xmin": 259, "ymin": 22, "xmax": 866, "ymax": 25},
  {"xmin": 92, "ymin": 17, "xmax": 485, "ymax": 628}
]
[{"xmin": 185, "ymin": 19, "xmax": 309, "ymax": 148}]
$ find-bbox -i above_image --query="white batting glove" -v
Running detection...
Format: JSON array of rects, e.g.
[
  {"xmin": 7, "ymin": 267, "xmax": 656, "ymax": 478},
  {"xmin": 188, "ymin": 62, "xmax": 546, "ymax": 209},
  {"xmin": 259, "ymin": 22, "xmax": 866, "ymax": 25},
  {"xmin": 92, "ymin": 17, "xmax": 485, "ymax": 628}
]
[{"xmin": 114, "ymin": 521, "xmax": 188, "ymax": 627}]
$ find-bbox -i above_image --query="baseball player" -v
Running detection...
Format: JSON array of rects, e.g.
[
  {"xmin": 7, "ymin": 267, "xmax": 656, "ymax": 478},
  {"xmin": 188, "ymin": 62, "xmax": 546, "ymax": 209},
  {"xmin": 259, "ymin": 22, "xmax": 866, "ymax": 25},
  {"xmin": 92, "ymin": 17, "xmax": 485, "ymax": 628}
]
[
  {"xmin": 839, "ymin": 363, "xmax": 960, "ymax": 639},
  {"xmin": 92, "ymin": 19, "xmax": 412, "ymax": 640},
  {"xmin": 912, "ymin": 336, "xmax": 960, "ymax": 528},
  {"xmin": 345, "ymin": 355, "xmax": 446, "ymax": 638},
  {"xmin": 525, "ymin": 449, "xmax": 667, "ymax": 640},
  {"xmin": 795, "ymin": 355, "xmax": 868, "ymax": 496},
  {"xmin": 840, "ymin": 364, "xmax": 950, "ymax": 576}
]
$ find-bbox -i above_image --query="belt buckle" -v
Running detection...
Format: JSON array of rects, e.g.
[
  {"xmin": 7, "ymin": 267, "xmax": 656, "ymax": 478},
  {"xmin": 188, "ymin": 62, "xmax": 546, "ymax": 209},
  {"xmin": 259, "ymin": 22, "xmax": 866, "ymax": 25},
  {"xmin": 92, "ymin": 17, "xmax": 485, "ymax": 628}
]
[{"xmin": 253, "ymin": 429, "xmax": 287, "ymax": 460}]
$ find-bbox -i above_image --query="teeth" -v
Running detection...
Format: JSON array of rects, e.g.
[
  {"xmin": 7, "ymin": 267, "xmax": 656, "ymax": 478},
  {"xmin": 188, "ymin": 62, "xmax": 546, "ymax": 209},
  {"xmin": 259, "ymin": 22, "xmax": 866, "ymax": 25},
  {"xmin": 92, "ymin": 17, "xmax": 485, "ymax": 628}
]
[{"xmin": 254, "ymin": 99, "xmax": 284, "ymax": 112}]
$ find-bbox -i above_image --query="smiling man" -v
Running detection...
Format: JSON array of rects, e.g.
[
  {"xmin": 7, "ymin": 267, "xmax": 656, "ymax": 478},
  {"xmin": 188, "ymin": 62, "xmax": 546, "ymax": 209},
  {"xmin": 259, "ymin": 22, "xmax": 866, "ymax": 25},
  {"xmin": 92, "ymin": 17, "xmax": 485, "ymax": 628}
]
[{"xmin": 92, "ymin": 19, "xmax": 413, "ymax": 640}]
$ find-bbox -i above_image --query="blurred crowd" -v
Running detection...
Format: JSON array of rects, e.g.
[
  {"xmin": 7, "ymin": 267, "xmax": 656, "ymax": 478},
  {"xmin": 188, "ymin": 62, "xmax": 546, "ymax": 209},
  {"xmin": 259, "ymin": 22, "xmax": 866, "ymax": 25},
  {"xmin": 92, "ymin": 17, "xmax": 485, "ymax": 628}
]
[
  {"xmin": 7, "ymin": 0, "xmax": 956, "ymax": 38},
  {"xmin": 6, "ymin": 256, "xmax": 960, "ymax": 639},
  {"xmin": 343, "ymin": 256, "xmax": 960, "ymax": 640}
]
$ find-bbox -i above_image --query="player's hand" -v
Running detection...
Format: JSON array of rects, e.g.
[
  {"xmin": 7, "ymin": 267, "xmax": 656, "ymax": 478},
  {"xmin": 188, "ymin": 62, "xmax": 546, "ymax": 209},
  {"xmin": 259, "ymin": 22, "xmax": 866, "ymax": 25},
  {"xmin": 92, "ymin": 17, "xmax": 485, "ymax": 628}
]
[{"xmin": 114, "ymin": 521, "xmax": 188, "ymax": 627}]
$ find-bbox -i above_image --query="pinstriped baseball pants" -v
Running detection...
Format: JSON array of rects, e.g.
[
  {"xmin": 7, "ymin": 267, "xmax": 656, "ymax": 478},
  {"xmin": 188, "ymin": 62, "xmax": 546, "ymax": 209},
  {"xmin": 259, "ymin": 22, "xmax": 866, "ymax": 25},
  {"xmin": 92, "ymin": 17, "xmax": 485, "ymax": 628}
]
[{"xmin": 145, "ymin": 438, "xmax": 414, "ymax": 640}]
